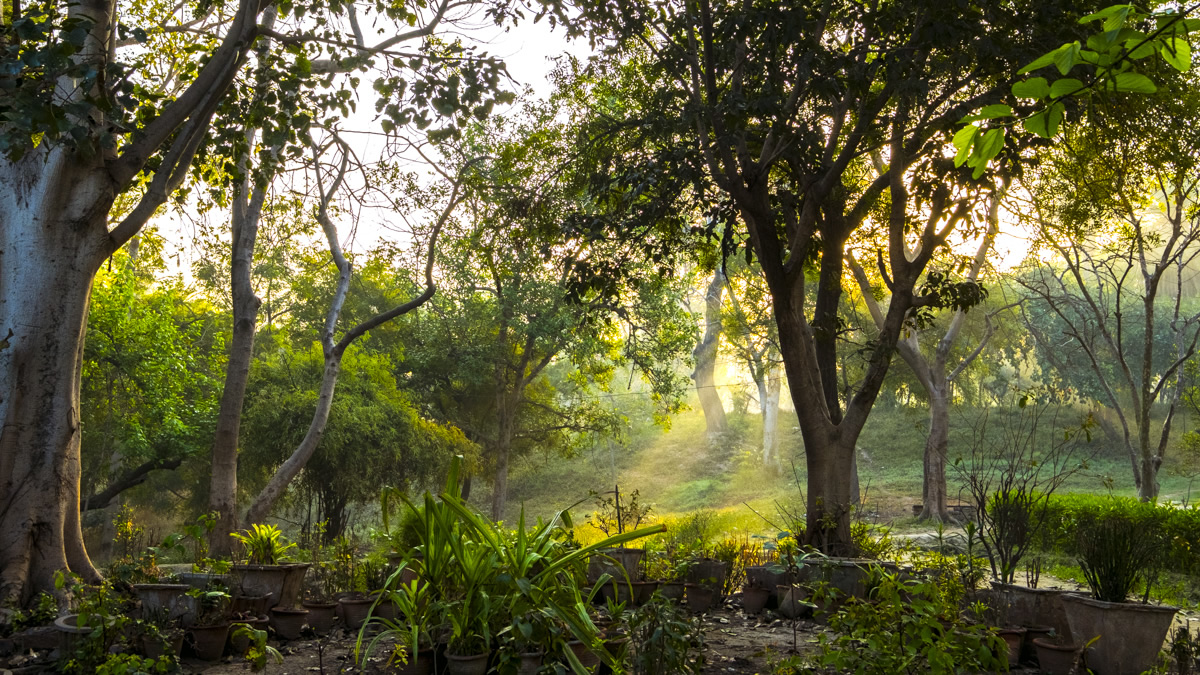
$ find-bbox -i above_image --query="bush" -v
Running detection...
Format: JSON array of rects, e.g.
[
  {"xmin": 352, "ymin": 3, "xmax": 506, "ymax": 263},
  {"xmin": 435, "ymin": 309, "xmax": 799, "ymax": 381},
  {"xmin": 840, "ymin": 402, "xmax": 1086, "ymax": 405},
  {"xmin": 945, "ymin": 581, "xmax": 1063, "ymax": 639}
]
[
  {"xmin": 796, "ymin": 566, "xmax": 1007, "ymax": 674},
  {"xmin": 1037, "ymin": 494, "xmax": 1200, "ymax": 578}
]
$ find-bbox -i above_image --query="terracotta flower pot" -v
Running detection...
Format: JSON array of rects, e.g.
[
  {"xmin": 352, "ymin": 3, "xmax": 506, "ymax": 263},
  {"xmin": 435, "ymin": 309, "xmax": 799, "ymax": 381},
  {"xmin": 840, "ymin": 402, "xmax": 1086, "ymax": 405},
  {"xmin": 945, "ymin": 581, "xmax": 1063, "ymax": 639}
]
[
  {"xmin": 1033, "ymin": 637, "xmax": 1082, "ymax": 675},
  {"xmin": 228, "ymin": 616, "xmax": 269, "ymax": 654},
  {"xmin": 269, "ymin": 607, "xmax": 309, "ymax": 640},
  {"xmin": 685, "ymin": 583, "xmax": 716, "ymax": 613},
  {"xmin": 517, "ymin": 651, "xmax": 543, "ymax": 675},
  {"xmin": 776, "ymin": 585, "xmax": 810, "ymax": 620},
  {"xmin": 302, "ymin": 600, "xmax": 338, "ymax": 634},
  {"xmin": 188, "ymin": 623, "xmax": 230, "ymax": 661},
  {"xmin": 1061, "ymin": 593, "xmax": 1177, "ymax": 675},
  {"xmin": 339, "ymin": 595, "xmax": 375, "ymax": 631},
  {"xmin": 1021, "ymin": 624, "xmax": 1054, "ymax": 663},
  {"xmin": 742, "ymin": 586, "xmax": 770, "ymax": 615},
  {"xmin": 141, "ymin": 631, "xmax": 184, "ymax": 659},
  {"xmin": 996, "ymin": 627, "xmax": 1026, "ymax": 667},
  {"xmin": 395, "ymin": 647, "xmax": 435, "ymax": 675},
  {"xmin": 566, "ymin": 639, "xmax": 602, "ymax": 667},
  {"xmin": 657, "ymin": 581, "xmax": 685, "ymax": 602},
  {"xmin": 631, "ymin": 580, "xmax": 658, "ymax": 606},
  {"xmin": 446, "ymin": 651, "xmax": 489, "ymax": 675}
]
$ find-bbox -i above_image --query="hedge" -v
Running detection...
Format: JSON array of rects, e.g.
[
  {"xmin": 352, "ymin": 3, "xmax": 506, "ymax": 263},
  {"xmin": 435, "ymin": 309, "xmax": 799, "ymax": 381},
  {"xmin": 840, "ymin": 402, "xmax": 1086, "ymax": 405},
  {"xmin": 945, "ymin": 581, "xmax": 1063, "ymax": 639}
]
[{"xmin": 1033, "ymin": 493, "xmax": 1200, "ymax": 576}]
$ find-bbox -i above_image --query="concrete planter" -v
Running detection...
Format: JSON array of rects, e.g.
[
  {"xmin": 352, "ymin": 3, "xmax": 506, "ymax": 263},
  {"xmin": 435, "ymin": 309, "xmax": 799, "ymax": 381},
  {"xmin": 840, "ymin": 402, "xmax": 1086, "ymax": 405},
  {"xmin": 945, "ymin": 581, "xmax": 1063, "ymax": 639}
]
[
  {"xmin": 133, "ymin": 583, "xmax": 195, "ymax": 626},
  {"xmin": 990, "ymin": 582, "xmax": 1074, "ymax": 641},
  {"xmin": 587, "ymin": 548, "xmax": 645, "ymax": 583},
  {"xmin": 269, "ymin": 607, "xmax": 309, "ymax": 640},
  {"xmin": 231, "ymin": 563, "xmax": 311, "ymax": 609},
  {"xmin": 1061, "ymin": 593, "xmax": 1177, "ymax": 675}
]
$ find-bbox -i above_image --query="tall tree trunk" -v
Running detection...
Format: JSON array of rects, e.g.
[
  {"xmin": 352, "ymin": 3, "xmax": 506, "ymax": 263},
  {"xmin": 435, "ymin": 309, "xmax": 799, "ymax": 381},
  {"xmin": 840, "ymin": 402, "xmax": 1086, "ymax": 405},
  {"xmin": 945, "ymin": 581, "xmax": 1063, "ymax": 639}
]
[
  {"xmin": 207, "ymin": 190, "xmax": 264, "ymax": 556},
  {"xmin": 490, "ymin": 392, "xmax": 519, "ymax": 521},
  {"xmin": 0, "ymin": 156, "xmax": 112, "ymax": 603},
  {"xmin": 921, "ymin": 383, "xmax": 951, "ymax": 520},
  {"xmin": 692, "ymin": 268, "xmax": 727, "ymax": 438},
  {"xmin": 759, "ymin": 364, "xmax": 782, "ymax": 469}
]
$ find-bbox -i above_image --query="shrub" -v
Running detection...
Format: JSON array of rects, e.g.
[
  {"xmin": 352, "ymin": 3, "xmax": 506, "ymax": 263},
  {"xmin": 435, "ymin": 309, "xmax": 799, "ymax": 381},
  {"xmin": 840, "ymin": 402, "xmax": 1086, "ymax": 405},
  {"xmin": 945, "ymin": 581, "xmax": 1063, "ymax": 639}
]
[
  {"xmin": 1072, "ymin": 502, "xmax": 1167, "ymax": 603},
  {"xmin": 800, "ymin": 566, "xmax": 1006, "ymax": 675}
]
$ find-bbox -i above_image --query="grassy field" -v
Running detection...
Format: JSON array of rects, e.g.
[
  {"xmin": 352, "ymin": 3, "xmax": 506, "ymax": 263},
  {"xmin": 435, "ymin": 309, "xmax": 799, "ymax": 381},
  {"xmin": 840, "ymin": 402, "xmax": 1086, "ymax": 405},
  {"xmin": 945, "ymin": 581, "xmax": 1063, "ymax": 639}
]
[{"xmin": 466, "ymin": 398, "xmax": 1200, "ymax": 535}]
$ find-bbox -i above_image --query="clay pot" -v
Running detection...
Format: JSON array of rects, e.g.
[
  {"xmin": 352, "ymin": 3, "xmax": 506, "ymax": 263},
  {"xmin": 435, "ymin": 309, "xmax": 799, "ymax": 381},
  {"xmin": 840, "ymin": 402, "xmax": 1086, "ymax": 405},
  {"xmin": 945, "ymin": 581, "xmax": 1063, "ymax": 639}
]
[
  {"xmin": 587, "ymin": 548, "xmax": 645, "ymax": 583},
  {"xmin": 687, "ymin": 558, "xmax": 728, "ymax": 594},
  {"xmin": 741, "ymin": 586, "xmax": 770, "ymax": 615},
  {"xmin": 657, "ymin": 581, "xmax": 685, "ymax": 602},
  {"xmin": 142, "ymin": 630, "xmax": 184, "ymax": 659},
  {"xmin": 228, "ymin": 616, "xmax": 269, "ymax": 654},
  {"xmin": 1061, "ymin": 594, "xmax": 1178, "ymax": 675},
  {"xmin": 395, "ymin": 647, "xmax": 435, "ymax": 675},
  {"xmin": 269, "ymin": 607, "xmax": 309, "ymax": 640},
  {"xmin": 1033, "ymin": 637, "xmax": 1082, "ymax": 675},
  {"xmin": 631, "ymin": 580, "xmax": 658, "ymax": 606},
  {"xmin": 302, "ymin": 600, "xmax": 338, "ymax": 634},
  {"xmin": 230, "ymin": 593, "xmax": 272, "ymax": 618},
  {"xmin": 339, "ymin": 595, "xmax": 376, "ymax": 631},
  {"xmin": 446, "ymin": 652, "xmax": 489, "ymax": 675},
  {"xmin": 188, "ymin": 623, "xmax": 231, "ymax": 661},
  {"xmin": 996, "ymin": 627, "xmax": 1026, "ymax": 667},
  {"xmin": 517, "ymin": 651, "xmax": 543, "ymax": 675},
  {"xmin": 776, "ymin": 585, "xmax": 811, "ymax": 620},
  {"xmin": 566, "ymin": 640, "xmax": 602, "ymax": 667},
  {"xmin": 685, "ymin": 583, "xmax": 716, "ymax": 613},
  {"xmin": 1020, "ymin": 624, "xmax": 1054, "ymax": 663}
]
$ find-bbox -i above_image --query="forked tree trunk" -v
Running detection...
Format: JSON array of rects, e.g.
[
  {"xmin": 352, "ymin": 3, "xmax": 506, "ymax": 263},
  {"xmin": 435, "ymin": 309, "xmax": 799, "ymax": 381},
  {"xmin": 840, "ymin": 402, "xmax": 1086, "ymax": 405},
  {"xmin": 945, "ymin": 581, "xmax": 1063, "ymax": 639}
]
[
  {"xmin": 692, "ymin": 269, "xmax": 727, "ymax": 438},
  {"xmin": 0, "ymin": 152, "xmax": 113, "ymax": 603}
]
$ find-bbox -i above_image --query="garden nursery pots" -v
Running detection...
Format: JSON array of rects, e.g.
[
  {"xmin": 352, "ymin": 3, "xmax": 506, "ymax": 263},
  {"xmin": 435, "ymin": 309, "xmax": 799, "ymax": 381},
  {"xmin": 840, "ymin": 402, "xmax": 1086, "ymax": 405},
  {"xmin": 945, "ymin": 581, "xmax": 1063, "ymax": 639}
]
[
  {"xmin": 269, "ymin": 607, "xmax": 309, "ymax": 640},
  {"xmin": 990, "ymin": 581, "xmax": 1074, "ymax": 641},
  {"xmin": 302, "ymin": 600, "xmax": 338, "ymax": 633},
  {"xmin": 1061, "ymin": 593, "xmax": 1177, "ymax": 675},
  {"xmin": 1033, "ymin": 637, "xmax": 1082, "ymax": 675},
  {"xmin": 188, "ymin": 623, "xmax": 231, "ymax": 661}
]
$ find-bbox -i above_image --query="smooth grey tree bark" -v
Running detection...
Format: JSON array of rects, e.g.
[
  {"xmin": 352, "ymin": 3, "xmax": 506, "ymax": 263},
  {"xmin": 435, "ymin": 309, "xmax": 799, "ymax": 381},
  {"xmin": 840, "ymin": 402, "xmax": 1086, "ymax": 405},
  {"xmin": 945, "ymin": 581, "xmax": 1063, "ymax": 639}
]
[{"xmin": 692, "ymin": 268, "xmax": 728, "ymax": 439}]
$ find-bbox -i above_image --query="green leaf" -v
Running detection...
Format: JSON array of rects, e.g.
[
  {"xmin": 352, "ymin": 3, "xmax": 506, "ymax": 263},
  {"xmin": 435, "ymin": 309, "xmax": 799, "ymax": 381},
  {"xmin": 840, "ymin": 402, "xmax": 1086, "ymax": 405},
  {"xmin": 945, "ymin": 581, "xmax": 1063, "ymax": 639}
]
[
  {"xmin": 1112, "ymin": 71, "xmax": 1156, "ymax": 93},
  {"xmin": 979, "ymin": 104, "xmax": 1013, "ymax": 118},
  {"xmin": 1023, "ymin": 102, "xmax": 1065, "ymax": 138},
  {"xmin": 975, "ymin": 128, "xmax": 1005, "ymax": 163},
  {"xmin": 1018, "ymin": 51, "xmax": 1057, "ymax": 75},
  {"xmin": 1054, "ymin": 42, "xmax": 1082, "ymax": 75},
  {"xmin": 1079, "ymin": 4, "xmax": 1131, "ymax": 31},
  {"xmin": 1049, "ymin": 78, "xmax": 1085, "ymax": 98},
  {"xmin": 1161, "ymin": 38, "xmax": 1191, "ymax": 71},
  {"xmin": 952, "ymin": 125, "xmax": 979, "ymax": 167},
  {"xmin": 1012, "ymin": 77, "xmax": 1050, "ymax": 99}
]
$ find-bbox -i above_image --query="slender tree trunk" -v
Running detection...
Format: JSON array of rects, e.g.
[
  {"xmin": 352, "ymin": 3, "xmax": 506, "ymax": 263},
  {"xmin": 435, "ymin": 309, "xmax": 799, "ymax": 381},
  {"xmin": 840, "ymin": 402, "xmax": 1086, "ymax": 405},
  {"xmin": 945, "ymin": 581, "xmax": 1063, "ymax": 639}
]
[
  {"xmin": 490, "ymin": 394, "xmax": 518, "ymax": 521},
  {"xmin": 207, "ymin": 193, "xmax": 264, "ymax": 556},
  {"xmin": 920, "ymin": 383, "xmax": 951, "ymax": 521},
  {"xmin": 0, "ymin": 153, "xmax": 113, "ymax": 602},
  {"xmin": 692, "ymin": 268, "xmax": 727, "ymax": 438},
  {"xmin": 760, "ymin": 365, "xmax": 782, "ymax": 469},
  {"xmin": 243, "ymin": 356, "xmax": 343, "ymax": 525}
]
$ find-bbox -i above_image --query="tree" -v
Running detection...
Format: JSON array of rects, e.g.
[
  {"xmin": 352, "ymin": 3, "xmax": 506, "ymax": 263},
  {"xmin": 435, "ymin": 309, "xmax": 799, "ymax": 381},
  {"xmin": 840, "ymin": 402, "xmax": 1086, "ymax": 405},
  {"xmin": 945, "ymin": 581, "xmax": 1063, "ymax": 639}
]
[
  {"xmin": 1017, "ymin": 73, "xmax": 1200, "ymax": 500},
  {"xmin": 239, "ymin": 340, "xmax": 470, "ymax": 540},
  {"xmin": 412, "ymin": 104, "xmax": 695, "ymax": 520},
  {"xmin": 691, "ymin": 268, "xmax": 728, "ymax": 439},
  {"xmin": 0, "ymin": 0, "xmax": 545, "ymax": 601},
  {"xmin": 849, "ymin": 179, "xmax": 1010, "ymax": 521},
  {"xmin": 567, "ymin": 0, "xmax": 1088, "ymax": 552},
  {"xmin": 721, "ymin": 261, "xmax": 786, "ymax": 468}
]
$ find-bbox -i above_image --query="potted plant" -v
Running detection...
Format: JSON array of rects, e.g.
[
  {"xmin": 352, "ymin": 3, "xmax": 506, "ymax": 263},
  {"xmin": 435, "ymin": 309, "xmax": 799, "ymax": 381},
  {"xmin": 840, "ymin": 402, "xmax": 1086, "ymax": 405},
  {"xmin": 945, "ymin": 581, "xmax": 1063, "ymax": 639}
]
[
  {"xmin": 186, "ymin": 588, "xmax": 231, "ymax": 661},
  {"xmin": 230, "ymin": 523, "xmax": 310, "ymax": 610},
  {"xmin": 137, "ymin": 607, "xmax": 185, "ymax": 660},
  {"xmin": 586, "ymin": 486, "xmax": 652, "ymax": 584},
  {"xmin": 1061, "ymin": 506, "xmax": 1176, "ymax": 675}
]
